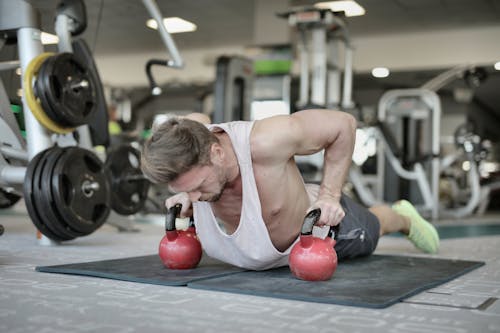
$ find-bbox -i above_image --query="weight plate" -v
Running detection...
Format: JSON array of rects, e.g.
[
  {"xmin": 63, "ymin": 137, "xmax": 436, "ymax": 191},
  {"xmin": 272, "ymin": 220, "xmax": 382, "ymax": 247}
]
[
  {"xmin": 23, "ymin": 149, "xmax": 71, "ymax": 241},
  {"xmin": 0, "ymin": 188, "xmax": 21, "ymax": 209},
  {"xmin": 51, "ymin": 147, "xmax": 111, "ymax": 234},
  {"xmin": 23, "ymin": 53, "xmax": 74, "ymax": 134},
  {"xmin": 44, "ymin": 53, "xmax": 97, "ymax": 127},
  {"xmin": 34, "ymin": 55, "xmax": 50, "ymax": 114},
  {"xmin": 31, "ymin": 147, "xmax": 78, "ymax": 240},
  {"xmin": 106, "ymin": 145, "xmax": 150, "ymax": 215},
  {"xmin": 37, "ymin": 147, "xmax": 86, "ymax": 238},
  {"xmin": 35, "ymin": 55, "xmax": 70, "ymax": 127}
]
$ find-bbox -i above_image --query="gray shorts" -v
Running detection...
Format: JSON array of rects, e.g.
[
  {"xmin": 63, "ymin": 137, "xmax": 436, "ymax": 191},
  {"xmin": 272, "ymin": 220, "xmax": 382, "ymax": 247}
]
[
  {"xmin": 335, "ymin": 193, "xmax": 380, "ymax": 261},
  {"xmin": 305, "ymin": 185, "xmax": 380, "ymax": 261}
]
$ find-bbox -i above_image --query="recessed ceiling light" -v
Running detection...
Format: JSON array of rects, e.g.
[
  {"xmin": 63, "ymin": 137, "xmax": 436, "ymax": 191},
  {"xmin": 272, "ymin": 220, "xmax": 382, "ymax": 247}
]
[
  {"xmin": 41, "ymin": 32, "xmax": 59, "ymax": 45},
  {"xmin": 146, "ymin": 17, "xmax": 197, "ymax": 34},
  {"xmin": 372, "ymin": 67, "xmax": 390, "ymax": 78},
  {"xmin": 314, "ymin": 1, "xmax": 366, "ymax": 17},
  {"xmin": 494, "ymin": 62, "xmax": 500, "ymax": 71}
]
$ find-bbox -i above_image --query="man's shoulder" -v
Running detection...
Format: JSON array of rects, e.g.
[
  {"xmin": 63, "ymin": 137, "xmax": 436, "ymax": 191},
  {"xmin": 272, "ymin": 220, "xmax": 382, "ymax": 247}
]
[{"xmin": 250, "ymin": 116, "xmax": 296, "ymax": 164}]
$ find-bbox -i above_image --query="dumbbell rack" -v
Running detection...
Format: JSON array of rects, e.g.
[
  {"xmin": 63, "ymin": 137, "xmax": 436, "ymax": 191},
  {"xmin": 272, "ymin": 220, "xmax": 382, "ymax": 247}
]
[
  {"xmin": 0, "ymin": 0, "xmax": 156, "ymax": 244},
  {"xmin": 1, "ymin": 1, "xmax": 48, "ymax": 176},
  {"xmin": 0, "ymin": 1, "xmax": 71, "ymax": 244}
]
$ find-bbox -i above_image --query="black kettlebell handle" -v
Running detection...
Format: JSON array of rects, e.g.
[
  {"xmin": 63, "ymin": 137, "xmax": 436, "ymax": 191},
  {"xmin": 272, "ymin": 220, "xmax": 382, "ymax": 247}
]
[
  {"xmin": 165, "ymin": 204, "xmax": 195, "ymax": 232},
  {"xmin": 301, "ymin": 208, "xmax": 340, "ymax": 240},
  {"xmin": 165, "ymin": 204, "xmax": 182, "ymax": 232}
]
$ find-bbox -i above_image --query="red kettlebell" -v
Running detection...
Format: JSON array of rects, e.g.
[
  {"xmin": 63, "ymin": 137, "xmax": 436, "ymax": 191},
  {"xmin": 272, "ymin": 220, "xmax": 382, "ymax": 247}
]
[
  {"xmin": 289, "ymin": 209, "xmax": 339, "ymax": 281},
  {"xmin": 159, "ymin": 204, "xmax": 202, "ymax": 269}
]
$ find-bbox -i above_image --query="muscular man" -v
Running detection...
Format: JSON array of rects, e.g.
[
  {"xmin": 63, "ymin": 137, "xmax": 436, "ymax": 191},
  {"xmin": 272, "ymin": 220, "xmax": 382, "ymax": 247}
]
[{"xmin": 141, "ymin": 109, "xmax": 439, "ymax": 270}]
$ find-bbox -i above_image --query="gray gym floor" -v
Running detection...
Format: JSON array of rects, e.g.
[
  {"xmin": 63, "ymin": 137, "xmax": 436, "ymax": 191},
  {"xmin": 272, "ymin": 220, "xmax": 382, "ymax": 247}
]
[{"xmin": 1, "ymin": 201, "xmax": 500, "ymax": 333}]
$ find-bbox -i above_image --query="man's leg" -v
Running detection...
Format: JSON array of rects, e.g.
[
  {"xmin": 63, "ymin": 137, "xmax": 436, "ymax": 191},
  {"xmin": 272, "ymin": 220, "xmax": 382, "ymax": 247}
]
[
  {"xmin": 369, "ymin": 205, "xmax": 410, "ymax": 236},
  {"xmin": 369, "ymin": 200, "xmax": 439, "ymax": 254}
]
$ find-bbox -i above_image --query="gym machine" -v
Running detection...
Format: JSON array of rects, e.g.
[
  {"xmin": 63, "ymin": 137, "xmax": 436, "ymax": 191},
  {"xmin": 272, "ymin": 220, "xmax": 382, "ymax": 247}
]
[
  {"xmin": 0, "ymin": 0, "xmax": 178, "ymax": 241},
  {"xmin": 279, "ymin": 7, "xmax": 354, "ymax": 110},
  {"xmin": 423, "ymin": 66, "xmax": 500, "ymax": 217},
  {"xmin": 213, "ymin": 56, "xmax": 254, "ymax": 123},
  {"xmin": 378, "ymin": 89, "xmax": 441, "ymax": 220},
  {"xmin": 350, "ymin": 81, "xmax": 496, "ymax": 220}
]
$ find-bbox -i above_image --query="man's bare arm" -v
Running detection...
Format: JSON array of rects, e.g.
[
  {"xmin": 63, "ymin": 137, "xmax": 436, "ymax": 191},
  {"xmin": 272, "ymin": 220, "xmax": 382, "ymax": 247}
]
[{"xmin": 252, "ymin": 109, "xmax": 357, "ymax": 226}]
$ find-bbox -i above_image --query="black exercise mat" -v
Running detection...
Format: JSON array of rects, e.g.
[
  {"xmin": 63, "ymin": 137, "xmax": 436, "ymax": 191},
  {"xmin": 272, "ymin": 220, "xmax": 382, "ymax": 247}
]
[
  {"xmin": 188, "ymin": 255, "xmax": 484, "ymax": 308},
  {"xmin": 36, "ymin": 255, "xmax": 245, "ymax": 286}
]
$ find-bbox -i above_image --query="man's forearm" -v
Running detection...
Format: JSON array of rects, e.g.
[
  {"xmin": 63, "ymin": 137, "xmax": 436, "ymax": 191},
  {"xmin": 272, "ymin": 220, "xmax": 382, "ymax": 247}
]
[{"xmin": 319, "ymin": 117, "xmax": 356, "ymax": 199}]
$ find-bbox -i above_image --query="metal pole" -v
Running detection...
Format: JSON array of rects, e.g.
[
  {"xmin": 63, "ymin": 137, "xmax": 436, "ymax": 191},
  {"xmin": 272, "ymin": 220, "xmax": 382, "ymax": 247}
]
[
  {"xmin": 297, "ymin": 29, "xmax": 309, "ymax": 108},
  {"xmin": 0, "ymin": 166, "xmax": 27, "ymax": 184},
  {"xmin": 18, "ymin": 27, "xmax": 52, "ymax": 158},
  {"xmin": 326, "ymin": 39, "xmax": 341, "ymax": 107},
  {"xmin": 55, "ymin": 14, "xmax": 73, "ymax": 52},
  {"xmin": 341, "ymin": 46, "xmax": 354, "ymax": 109},
  {"xmin": 311, "ymin": 27, "xmax": 326, "ymax": 106},
  {"xmin": 142, "ymin": 0, "xmax": 184, "ymax": 68},
  {"xmin": 0, "ymin": 60, "xmax": 20, "ymax": 71}
]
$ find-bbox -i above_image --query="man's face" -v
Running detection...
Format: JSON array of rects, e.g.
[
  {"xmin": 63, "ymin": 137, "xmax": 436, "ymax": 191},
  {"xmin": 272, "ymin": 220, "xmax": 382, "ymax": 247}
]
[{"xmin": 168, "ymin": 164, "xmax": 226, "ymax": 203}]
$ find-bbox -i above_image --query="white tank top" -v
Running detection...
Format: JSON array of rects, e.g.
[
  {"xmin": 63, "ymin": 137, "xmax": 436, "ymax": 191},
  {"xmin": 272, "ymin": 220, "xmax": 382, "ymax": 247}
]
[
  {"xmin": 193, "ymin": 121, "xmax": 291, "ymax": 270},
  {"xmin": 193, "ymin": 121, "xmax": 329, "ymax": 270}
]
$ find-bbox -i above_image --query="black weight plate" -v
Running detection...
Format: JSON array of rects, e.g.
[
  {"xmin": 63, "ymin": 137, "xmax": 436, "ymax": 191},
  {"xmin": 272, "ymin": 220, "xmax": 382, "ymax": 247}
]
[
  {"xmin": 34, "ymin": 56, "xmax": 51, "ymax": 116},
  {"xmin": 106, "ymin": 145, "xmax": 150, "ymax": 215},
  {"xmin": 36, "ymin": 55, "xmax": 71, "ymax": 127},
  {"xmin": 0, "ymin": 188, "xmax": 21, "ymax": 209},
  {"xmin": 22, "ymin": 149, "xmax": 71, "ymax": 241},
  {"xmin": 39, "ymin": 54, "xmax": 75, "ymax": 126},
  {"xmin": 72, "ymin": 39, "xmax": 110, "ymax": 147},
  {"xmin": 37, "ymin": 147, "xmax": 86, "ymax": 238},
  {"xmin": 51, "ymin": 147, "xmax": 110, "ymax": 234},
  {"xmin": 45, "ymin": 53, "xmax": 97, "ymax": 127},
  {"xmin": 34, "ymin": 56, "xmax": 69, "ymax": 127},
  {"xmin": 31, "ymin": 147, "xmax": 78, "ymax": 240}
]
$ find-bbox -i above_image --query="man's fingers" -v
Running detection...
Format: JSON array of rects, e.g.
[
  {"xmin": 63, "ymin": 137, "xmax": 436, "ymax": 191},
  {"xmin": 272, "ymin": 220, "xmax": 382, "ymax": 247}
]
[
  {"xmin": 165, "ymin": 193, "xmax": 193, "ymax": 217},
  {"xmin": 180, "ymin": 206, "xmax": 193, "ymax": 218},
  {"xmin": 318, "ymin": 208, "xmax": 344, "ymax": 226}
]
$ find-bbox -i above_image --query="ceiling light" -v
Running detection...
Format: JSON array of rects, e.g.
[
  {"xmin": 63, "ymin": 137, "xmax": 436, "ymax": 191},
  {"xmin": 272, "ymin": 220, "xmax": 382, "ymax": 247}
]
[
  {"xmin": 314, "ymin": 1, "xmax": 366, "ymax": 17},
  {"xmin": 146, "ymin": 17, "xmax": 197, "ymax": 33},
  {"xmin": 41, "ymin": 32, "xmax": 59, "ymax": 45},
  {"xmin": 372, "ymin": 67, "xmax": 390, "ymax": 78},
  {"xmin": 494, "ymin": 62, "xmax": 500, "ymax": 71}
]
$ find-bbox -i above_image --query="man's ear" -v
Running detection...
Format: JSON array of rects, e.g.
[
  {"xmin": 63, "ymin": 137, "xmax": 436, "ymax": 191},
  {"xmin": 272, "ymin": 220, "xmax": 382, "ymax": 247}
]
[{"xmin": 210, "ymin": 143, "xmax": 224, "ymax": 164}]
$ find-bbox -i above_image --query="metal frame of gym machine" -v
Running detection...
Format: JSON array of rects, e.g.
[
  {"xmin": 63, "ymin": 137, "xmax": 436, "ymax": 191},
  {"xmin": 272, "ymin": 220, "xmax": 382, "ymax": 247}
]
[
  {"xmin": 377, "ymin": 89, "xmax": 441, "ymax": 221},
  {"xmin": 283, "ymin": 8, "xmax": 355, "ymax": 110},
  {"xmin": 350, "ymin": 67, "xmax": 497, "ymax": 220},
  {"xmin": 0, "ymin": 0, "xmax": 183, "ymax": 241}
]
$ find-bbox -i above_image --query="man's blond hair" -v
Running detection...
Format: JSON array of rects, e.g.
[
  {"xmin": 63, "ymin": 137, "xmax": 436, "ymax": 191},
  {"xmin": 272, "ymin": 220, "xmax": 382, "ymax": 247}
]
[{"xmin": 141, "ymin": 118, "xmax": 218, "ymax": 184}]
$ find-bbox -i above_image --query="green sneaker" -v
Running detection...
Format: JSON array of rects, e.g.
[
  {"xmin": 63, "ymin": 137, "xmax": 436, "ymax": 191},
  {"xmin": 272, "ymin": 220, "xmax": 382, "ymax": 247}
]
[{"xmin": 392, "ymin": 200, "xmax": 440, "ymax": 254}]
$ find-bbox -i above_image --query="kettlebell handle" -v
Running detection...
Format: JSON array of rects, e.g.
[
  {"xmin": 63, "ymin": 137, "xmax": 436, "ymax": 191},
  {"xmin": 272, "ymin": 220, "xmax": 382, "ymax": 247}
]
[
  {"xmin": 301, "ymin": 208, "xmax": 340, "ymax": 240},
  {"xmin": 165, "ymin": 203, "xmax": 182, "ymax": 231},
  {"xmin": 165, "ymin": 204, "xmax": 195, "ymax": 231}
]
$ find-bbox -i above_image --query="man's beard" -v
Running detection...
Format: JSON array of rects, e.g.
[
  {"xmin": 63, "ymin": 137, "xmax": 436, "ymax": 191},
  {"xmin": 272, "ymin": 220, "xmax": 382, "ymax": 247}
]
[
  {"xmin": 205, "ymin": 165, "xmax": 227, "ymax": 202},
  {"xmin": 206, "ymin": 191, "xmax": 223, "ymax": 202},
  {"xmin": 203, "ymin": 179, "xmax": 226, "ymax": 202}
]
